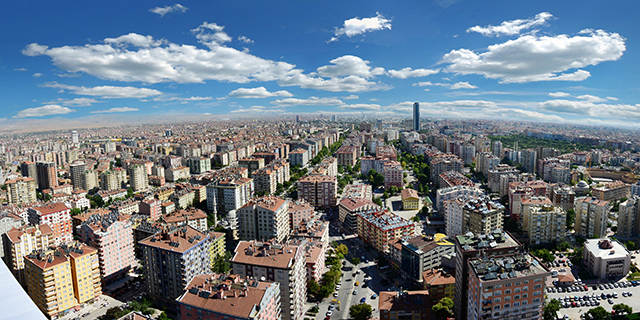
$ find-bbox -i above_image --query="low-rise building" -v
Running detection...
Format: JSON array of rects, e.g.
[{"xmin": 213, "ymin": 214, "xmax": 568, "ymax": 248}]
[
  {"xmin": 583, "ymin": 238, "xmax": 630, "ymax": 279},
  {"xmin": 379, "ymin": 290, "xmax": 431, "ymax": 320},
  {"xmin": 164, "ymin": 208, "xmax": 208, "ymax": 233},
  {"xmin": 592, "ymin": 180, "xmax": 630, "ymax": 202},
  {"xmin": 401, "ymin": 188, "xmax": 420, "ymax": 210},
  {"xmin": 400, "ymin": 234, "xmax": 454, "ymax": 285},
  {"xmin": 422, "ymin": 269, "xmax": 455, "ymax": 304}
]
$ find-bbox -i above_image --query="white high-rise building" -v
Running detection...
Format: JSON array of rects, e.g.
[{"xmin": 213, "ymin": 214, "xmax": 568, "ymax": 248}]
[{"xmin": 71, "ymin": 130, "xmax": 79, "ymax": 144}]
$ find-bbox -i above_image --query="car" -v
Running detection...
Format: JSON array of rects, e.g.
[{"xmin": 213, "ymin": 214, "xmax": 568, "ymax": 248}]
[
  {"xmin": 614, "ymin": 283, "xmax": 620, "ymax": 288},
  {"xmin": 628, "ymin": 292, "xmax": 633, "ymax": 296},
  {"xmin": 548, "ymin": 288, "xmax": 553, "ymax": 293},
  {"xmin": 613, "ymin": 292, "xmax": 618, "ymax": 298},
  {"xmin": 355, "ymin": 281, "xmax": 360, "ymax": 286},
  {"xmin": 623, "ymin": 292, "xmax": 628, "ymax": 297},
  {"xmin": 353, "ymin": 290, "xmax": 358, "ymax": 295},
  {"xmin": 326, "ymin": 311, "xmax": 333, "ymax": 317},
  {"xmin": 599, "ymin": 285, "xmax": 604, "ymax": 290},
  {"xmin": 608, "ymin": 299, "xmax": 614, "ymax": 304},
  {"xmin": 334, "ymin": 292, "xmax": 339, "ymax": 297},
  {"xmin": 329, "ymin": 305, "xmax": 335, "ymax": 311},
  {"xmin": 371, "ymin": 294, "xmax": 377, "ymax": 299},
  {"xmin": 593, "ymin": 285, "xmax": 598, "ymax": 290}
]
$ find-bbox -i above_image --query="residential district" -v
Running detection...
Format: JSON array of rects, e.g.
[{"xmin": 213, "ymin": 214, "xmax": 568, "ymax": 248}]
[{"xmin": 3, "ymin": 113, "xmax": 640, "ymax": 320}]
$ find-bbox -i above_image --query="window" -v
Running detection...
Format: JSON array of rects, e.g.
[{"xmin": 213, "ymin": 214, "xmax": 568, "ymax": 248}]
[
  {"xmin": 505, "ymin": 283, "xmax": 512, "ymax": 287},
  {"xmin": 494, "ymin": 298, "xmax": 501, "ymax": 303},
  {"xmin": 533, "ymin": 298, "xmax": 541, "ymax": 303},
  {"xmin": 513, "ymin": 302, "xmax": 520, "ymax": 307},
  {"xmin": 505, "ymin": 289, "xmax": 511, "ymax": 294},
  {"xmin": 514, "ymin": 288, "xmax": 521, "ymax": 293},
  {"xmin": 494, "ymin": 290, "xmax": 501, "ymax": 296},
  {"xmin": 504, "ymin": 296, "xmax": 511, "ymax": 302},
  {"xmin": 504, "ymin": 303, "xmax": 510, "ymax": 308},
  {"xmin": 514, "ymin": 295, "xmax": 520, "ymax": 300},
  {"xmin": 524, "ymin": 280, "xmax": 529, "ymax": 284},
  {"xmin": 522, "ymin": 293, "xmax": 528, "ymax": 298}
]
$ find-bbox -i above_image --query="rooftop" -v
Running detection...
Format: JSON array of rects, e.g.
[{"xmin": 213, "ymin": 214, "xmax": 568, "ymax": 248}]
[
  {"xmin": 584, "ymin": 238, "xmax": 629, "ymax": 259},
  {"xmin": 455, "ymin": 230, "xmax": 521, "ymax": 252},
  {"xmin": 138, "ymin": 225, "xmax": 209, "ymax": 254},
  {"xmin": 468, "ymin": 252, "xmax": 549, "ymax": 282},
  {"xmin": 164, "ymin": 208, "xmax": 207, "ymax": 224},
  {"xmin": 378, "ymin": 290, "xmax": 431, "ymax": 312},
  {"xmin": 356, "ymin": 209, "xmax": 414, "ymax": 232},
  {"xmin": 232, "ymin": 241, "xmax": 300, "ymax": 269},
  {"xmin": 177, "ymin": 273, "xmax": 274, "ymax": 319},
  {"xmin": 30, "ymin": 202, "xmax": 70, "ymax": 215}
]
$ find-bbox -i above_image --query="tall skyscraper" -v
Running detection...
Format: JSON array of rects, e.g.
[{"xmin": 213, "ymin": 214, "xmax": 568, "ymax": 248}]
[
  {"xmin": 412, "ymin": 101, "xmax": 420, "ymax": 131},
  {"xmin": 69, "ymin": 162, "xmax": 87, "ymax": 190},
  {"xmin": 71, "ymin": 130, "xmax": 79, "ymax": 144}
]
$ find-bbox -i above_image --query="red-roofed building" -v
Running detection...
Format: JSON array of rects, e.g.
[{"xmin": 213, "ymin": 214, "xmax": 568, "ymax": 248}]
[{"xmin": 27, "ymin": 202, "xmax": 72, "ymax": 245}]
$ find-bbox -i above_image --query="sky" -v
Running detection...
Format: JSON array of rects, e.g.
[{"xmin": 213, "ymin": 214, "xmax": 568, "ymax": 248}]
[{"xmin": 1, "ymin": 0, "xmax": 640, "ymax": 128}]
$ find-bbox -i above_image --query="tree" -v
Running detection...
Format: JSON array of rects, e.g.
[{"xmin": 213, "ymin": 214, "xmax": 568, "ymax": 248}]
[
  {"xmin": 336, "ymin": 244, "xmax": 349, "ymax": 257},
  {"xmin": 158, "ymin": 311, "xmax": 170, "ymax": 320},
  {"xmin": 432, "ymin": 297, "xmax": 454, "ymax": 319},
  {"xmin": 587, "ymin": 306, "xmax": 608, "ymax": 320},
  {"xmin": 626, "ymin": 241, "xmax": 637, "ymax": 251},
  {"xmin": 351, "ymin": 257, "xmax": 360, "ymax": 265},
  {"xmin": 349, "ymin": 303, "xmax": 372, "ymax": 320},
  {"xmin": 70, "ymin": 207, "xmax": 82, "ymax": 216},
  {"xmin": 212, "ymin": 254, "xmax": 230, "ymax": 273},
  {"xmin": 532, "ymin": 249, "xmax": 555, "ymax": 263},
  {"xmin": 613, "ymin": 303, "xmax": 632, "ymax": 315},
  {"xmin": 555, "ymin": 242, "xmax": 570, "ymax": 252},
  {"xmin": 308, "ymin": 279, "xmax": 320, "ymax": 296},
  {"xmin": 543, "ymin": 299, "xmax": 561, "ymax": 320}
]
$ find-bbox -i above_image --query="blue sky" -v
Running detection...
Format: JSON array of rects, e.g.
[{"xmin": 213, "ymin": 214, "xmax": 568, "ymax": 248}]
[{"xmin": 1, "ymin": 0, "xmax": 639, "ymax": 127}]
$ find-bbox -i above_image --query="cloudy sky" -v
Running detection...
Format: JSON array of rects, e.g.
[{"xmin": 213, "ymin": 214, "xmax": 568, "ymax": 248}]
[{"xmin": 1, "ymin": 1, "xmax": 639, "ymax": 127}]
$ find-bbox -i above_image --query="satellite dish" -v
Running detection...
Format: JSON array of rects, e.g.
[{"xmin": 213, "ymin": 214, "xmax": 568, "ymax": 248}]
[{"xmin": 261, "ymin": 276, "xmax": 266, "ymax": 281}]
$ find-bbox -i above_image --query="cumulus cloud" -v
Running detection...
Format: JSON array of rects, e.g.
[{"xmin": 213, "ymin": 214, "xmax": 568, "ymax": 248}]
[
  {"xmin": 329, "ymin": 12, "xmax": 392, "ymax": 42},
  {"xmin": 14, "ymin": 105, "xmax": 74, "ymax": 118},
  {"xmin": 316, "ymin": 55, "xmax": 384, "ymax": 79},
  {"xmin": 272, "ymin": 97, "xmax": 343, "ymax": 106},
  {"xmin": 238, "ymin": 36, "xmax": 254, "ymax": 44},
  {"xmin": 343, "ymin": 95, "xmax": 359, "ymax": 100},
  {"xmin": 228, "ymin": 87, "xmax": 293, "ymax": 99},
  {"xmin": 467, "ymin": 12, "xmax": 553, "ymax": 37},
  {"xmin": 46, "ymin": 97, "xmax": 101, "ymax": 107},
  {"xmin": 41, "ymin": 82, "xmax": 162, "ymax": 98},
  {"xmin": 548, "ymin": 92, "xmax": 571, "ymax": 98},
  {"xmin": 539, "ymin": 99, "xmax": 640, "ymax": 120},
  {"xmin": 412, "ymin": 81, "xmax": 477, "ymax": 89},
  {"xmin": 337, "ymin": 103, "xmax": 381, "ymax": 110},
  {"xmin": 149, "ymin": 4, "xmax": 188, "ymax": 17},
  {"xmin": 90, "ymin": 107, "xmax": 139, "ymax": 113},
  {"xmin": 387, "ymin": 67, "xmax": 440, "ymax": 79},
  {"xmin": 443, "ymin": 29, "xmax": 626, "ymax": 83},
  {"xmin": 25, "ymin": 26, "xmax": 387, "ymax": 92},
  {"xmin": 230, "ymin": 105, "xmax": 284, "ymax": 114},
  {"xmin": 576, "ymin": 94, "xmax": 607, "ymax": 103},
  {"xmin": 33, "ymin": 73, "xmax": 43, "ymax": 77}
]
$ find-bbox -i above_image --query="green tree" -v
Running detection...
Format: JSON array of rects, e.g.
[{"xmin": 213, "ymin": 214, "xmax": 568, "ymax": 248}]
[
  {"xmin": 587, "ymin": 306, "xmax": 608, "ymax": 320},
  {"xmin": 158, "ymin": 311, "xmax": 170, "ymax": 320},
  {"xmin": 432, "ymin": 297, "xmax": 454, "ymax": 319},
  {"xmin": 349, "ymin": 303, "xmax": 372, "ymax": 320},
  {"xmin": 308, "ymin": 279, "xmax": 320, "ymax": 296},
  {"xmin": 555, "ymin": 242, "xmax": 570, "ymax": 252},
  {"xmin": 212, "ymin": 254, "xmax": 230, "ymax": 273},
  {"xmin": 336, "ymin": 244, "xmax": 349, "ymax": 257},
  {"xmin": 531, "ymin": 249, "xmax": 555, "ymax": 263},
  {"xmin": 351, "ymin": 257, "xmax": 360, "ymax": 265},
  {"xmin": 543, "ymin": 299, "xmax": 561, "ymax": 320},
  {"xmin": 626, "ymin": 241, "xmax": 637, "ymax": 251},
  {"xmin": 70, "ymin": 207, "xmax": 82, "ymax": 216},
  {"xmin": 613, "ymin": 303, "xmax": 632, "ymax": 315}
]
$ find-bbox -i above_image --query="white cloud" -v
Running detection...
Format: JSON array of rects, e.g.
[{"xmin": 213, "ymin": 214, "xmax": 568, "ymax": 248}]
[
  {"xmin": 412, "ymin": 81, "xmax": 477, "ymax": 89},
  {"xmin": 449, "ymin": 81, "xmax": 478, "ymax": 89},
  {"xmin": 607, "ymin": 96, "xmax": 619, "ymax": 101},
  {"xmin": 33, "ymin": 73, "xmax": 43, "ymax": 77},
  {"xmin": 387, "ymin": 67, "xmax": 440, "ymax": 79},
  {"xmin": 192, "ymin": 22, "xmax": 233, "ymax": 48},
  {"xmin": 316, "ymin": 55, "xmax": 384, "ymax": 79},
  {"xmin": 576, "ymin": 94, "xmax": 607, "ymax": 103},
  {"xmin": 443, "ymin": 29, "xmax": 626, "ymax": 83},
  {"xmin": 337, "ymin": 103, "xmax": 381, "ymax": 110},
  {"xmin": 46, "ymin": 97, "xmax": 101, "ymax": 107},
  {"xmin": 155, "ymin": 96, "xmax": 214, "ymax": 102},
  {"xmin": 228, "ymin": 87, "xmax": 293, "ymax": 99},
  {"xmin": 343, "ymin": 95, "xmax": 359, "ymax": 100},
  {"xmin": 149, "ymin": 4, "xmax": 188, "ymax": 17},
  {"xmin": 42, "ymin": 82, "xmax": 162, "ymax": 98},
  {"xmin": 548, "ymin": 92, "xmax": 571, "ymax": 98},
  {"xmin": 272, "ymin": 97, "xmax": 343, "ymax": 106},
  {"xmin": 329, "ymin": 12, "xmax": 392, "ymax": 42},
  {"xmin": 539, "ymin": 99, "xmax": 640, "ymax": 120},
  {"xmin": 230, "ymin": 105, "xmax": 284, "ymax": 114},
  {"xmin": 467, "ymin": 12, "xmax": 553, "ymax": 37},
  {"xmin": 14, "ymin": 68, "xmax": 27, "ymax": 71},
  {"xmin": 14, "ymin": 105, "xmax": 74, "ymax": 118},
  {"xmin": 25, "ymin": 26, "xmax": 386, "ymax": 92},
  {"xmin": 90, "ymin": 107, "xmax": 139, "ymax": 114},
  {"xmin": 238, "ymin": 36, "xmax": 254, "ymax": 44}
]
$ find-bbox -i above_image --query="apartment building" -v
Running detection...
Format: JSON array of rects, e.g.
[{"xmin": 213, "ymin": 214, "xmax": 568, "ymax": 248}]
[
  {"xmin": 574, "ymin": 197, "xmax": 609, "ymax": 238},
  {"xmin": 206, "ymin": 178, "xmax": 254, "ymax": 214},
  {"xmin": 81, "ymin": 170, "xmax": 99, "ymax": 191},
  {"xmin": 6, "ymin": 176, "xmax": 37, "ymax": 204},
  {"xmin": 487, "ymin": 164, "xmax": 519, "ymax": 194},
  {"xmin": 24, "ymin": 242, "xmax": 101, "ymax": 319},
  {"xmin": 436, "ymin": 185, "xmax": 484, "ymax": 214},
  {"xmin": 438, "ymin": 170, "xmax": 475, "ymax": 189},
  {"xmin": 592, "ymin": 180, "xmax": 630, "ymax": 202},
  {"xmin": 166, "ymin": 166, "xmax": 190, "ymax": 182},
  {"xmin": 338, "ymin": 198, "xmax": 380, "ymax": 233},
  {"xmin": 27, "ymin": 203, "xmax": 73, "ymax": 246},
  {"xmin": 237, "ymin": 196, "xmax": 290, "ymax": 242},
  {"xmin": 187, "ymin": 157, "xmax": 212, "ymax": 174},
  {"xmin": 288, "ymin": 199, "xmax": 315, "ymax": 229},
  {"xmin": 109, "ymin": 198, "xmax": 140, "ymax": 216},
  {"xmin": 253, "ymin": 167, "xmax": 278, "ymax": 195},
  {"xmin": 618, "ymin": 196, "xmax": 640, "ymax": 238},
  {"xmin": 379, "ymin": 290, "xmax": 431, "ymax": 320},
  {"xmin": 127, "ymin": 164, "xmax": 149, "ymax": 192},
  {"xmin": 476, "ymin": 152, "xmax": 501, "ymax": 176},
  {"xmin": 399, "ymin": 234, "xmax": 454, "ymax": 285},
  {"xmin": 454, "ymin": 231, "xmax": 523, "ymax": 320},
  {"xmin": 334, "ymin": 145, "xmax": 359, "ymax": 167},
  {"xmin": 177, "ymin": 273, "xmax": 281, "ymax": 320},
  {"xmin": 36, "ymin": 161, "xmax": 58, "ymax": 190},
  {"xmin": 463, "ymin": 197, "xmax": 505, "ymax": 235},
  {"xmin": 430, "ymin": 155, "xmax": 464, "ymax": 187},
  {"xmin": 288, "ymin": 148, "xmax": 309, "ymax": 167},
  {"xmin": 139, "ymin": 226, "xmax": 215, "ymax": 303},
  {"xmin": 297, "ymin": 174, "xmax": 337, "ymax": 208},
  {"xmin": 69, "ymin": 162, "xmax": 87, "ymax": 190},
  {"xmin": 342, "ymin": 182, "xmax": 372, "ymax": 200},
  {"xmin": 231, "ymin": 241, "xmax": 307, "ymax": 320},
  {"xmin": 164, "ymin": 208, "xmax": 208, "ymax": 233},
  {"xmin": 423, "ymin": 269, "xmax": 455, "ymax": 304},
  {"xmin": 550, "ymin": 185, "xmax": 575, "ymax": 212},
  {"xmin": 383, "ymin": 160, "xmax": 403, "ymax": 189},
  {"xmin": 76, "ymin": 211, "xmax": 135, "ymax": 284},
  {"xmin": 139, "ymin": 198, "xmax": 162, "ymax": 221},
  {"xmin": 467, "ymin": 253, "xmax": 550, "ymax": 320},
  {"xmin": 356, "ymin": 209, "xmax": 415, "ymax": 253},
  {"xmin": 523, "ymin": 204, "xmax": 566, "ymax": 246},
  {"xmin": 3, "ymin": 224, "xmax": 54, "ymax": 284}
]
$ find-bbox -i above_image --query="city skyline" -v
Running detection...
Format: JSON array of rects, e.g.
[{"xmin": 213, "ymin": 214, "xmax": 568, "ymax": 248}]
[{"xmin": 1, "ymin": 1, "xmax": 639, "ymax": 129}]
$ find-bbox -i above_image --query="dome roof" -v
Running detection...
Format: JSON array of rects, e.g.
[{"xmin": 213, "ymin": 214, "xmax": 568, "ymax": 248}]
[{"xmin": 577, "ymin": 180, "xmax": 589, "ymax": 188}]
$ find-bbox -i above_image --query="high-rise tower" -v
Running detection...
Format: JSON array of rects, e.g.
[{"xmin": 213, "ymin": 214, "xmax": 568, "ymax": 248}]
[{"xmin": 412, "ymin": 101, "xmax": 420, "ymax": 131}]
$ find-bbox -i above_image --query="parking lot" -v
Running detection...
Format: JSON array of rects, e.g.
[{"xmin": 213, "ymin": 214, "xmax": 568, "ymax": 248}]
[{"xmin": 547, "ymin": 279, "xmax": 640, "ymax": 318}]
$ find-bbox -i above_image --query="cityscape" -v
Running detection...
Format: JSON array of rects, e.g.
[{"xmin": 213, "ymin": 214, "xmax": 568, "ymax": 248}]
[{"xmin": 2, "ymin": 2, "xmax": 640, "ymax": 320}]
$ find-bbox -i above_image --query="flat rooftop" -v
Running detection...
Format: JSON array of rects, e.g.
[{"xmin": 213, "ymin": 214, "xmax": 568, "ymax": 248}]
[
  {"xmin": 455, "ymin": 230, "xmax": 521, "ymax": 252},
  {"xmin": 469, "ymin": 253, "xmax": 549, "ymax": 282}
]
